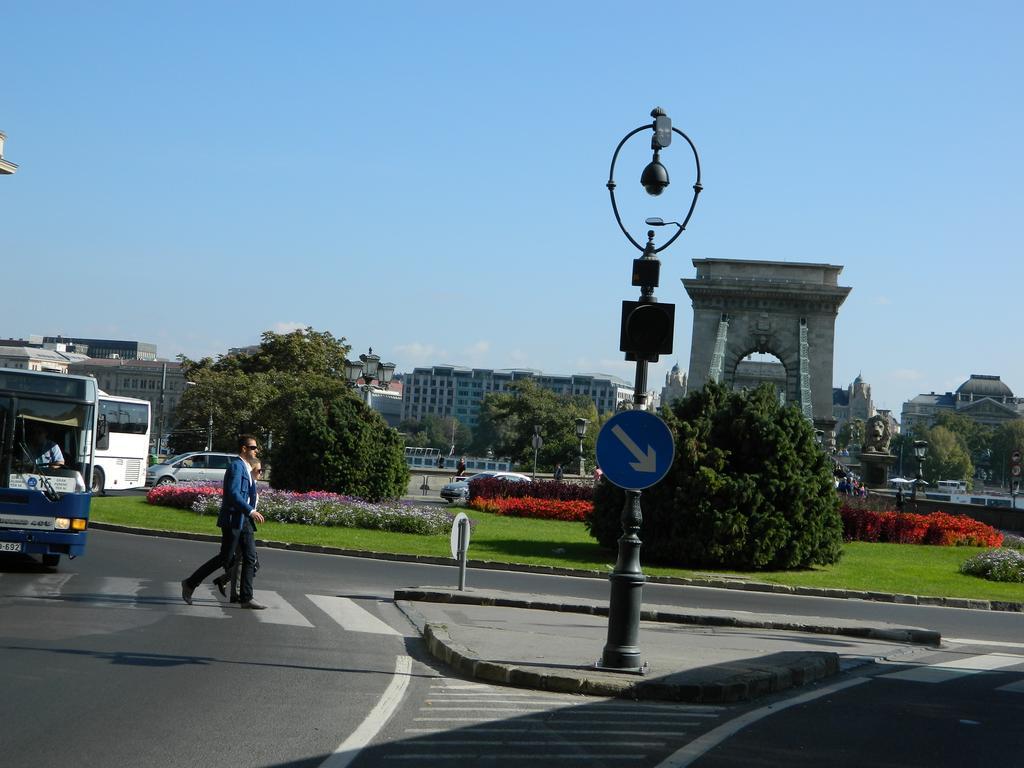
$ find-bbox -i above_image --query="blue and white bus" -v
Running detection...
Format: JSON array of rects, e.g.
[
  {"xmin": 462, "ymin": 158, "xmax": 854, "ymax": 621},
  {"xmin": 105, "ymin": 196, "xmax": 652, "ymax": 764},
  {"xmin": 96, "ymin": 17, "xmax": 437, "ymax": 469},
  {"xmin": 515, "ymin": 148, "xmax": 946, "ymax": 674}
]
[{"xmin": 0, "ymin": 369, "xmax": 98, "ymax": 567}]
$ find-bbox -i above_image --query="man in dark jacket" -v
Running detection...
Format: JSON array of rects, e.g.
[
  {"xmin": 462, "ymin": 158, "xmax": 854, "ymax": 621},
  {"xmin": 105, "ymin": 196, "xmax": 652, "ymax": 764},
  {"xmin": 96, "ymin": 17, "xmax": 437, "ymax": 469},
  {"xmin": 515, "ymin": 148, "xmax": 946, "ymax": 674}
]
[{"xmin": 180, "ymin": 434, "xmax": 266, "ymax": 609}]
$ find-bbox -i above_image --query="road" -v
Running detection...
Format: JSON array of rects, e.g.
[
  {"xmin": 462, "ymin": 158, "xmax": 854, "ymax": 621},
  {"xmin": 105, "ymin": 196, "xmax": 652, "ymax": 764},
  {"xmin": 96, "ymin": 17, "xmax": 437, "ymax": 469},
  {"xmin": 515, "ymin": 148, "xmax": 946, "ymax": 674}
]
[{"xmin": 2, "ymin": 529, "xmax": 1023, "ymax": 766}]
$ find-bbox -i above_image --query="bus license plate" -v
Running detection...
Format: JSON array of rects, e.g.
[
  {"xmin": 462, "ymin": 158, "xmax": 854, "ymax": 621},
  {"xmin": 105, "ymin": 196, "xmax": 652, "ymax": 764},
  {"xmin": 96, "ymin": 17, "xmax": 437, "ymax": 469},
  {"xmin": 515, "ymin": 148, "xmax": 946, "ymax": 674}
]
[{"xmin": 0, "ymin": 542, "xmax": 22, "ymax": 552}]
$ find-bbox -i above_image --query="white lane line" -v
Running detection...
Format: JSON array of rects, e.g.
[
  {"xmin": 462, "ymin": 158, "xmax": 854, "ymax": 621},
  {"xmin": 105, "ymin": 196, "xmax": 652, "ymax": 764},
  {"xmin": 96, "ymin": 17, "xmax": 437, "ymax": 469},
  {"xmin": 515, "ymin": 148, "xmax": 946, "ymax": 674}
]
[
  {"xmin": 383, "ymin": 755, "xmax": 645, "ymax": 761},
  {"xmin": 882, "ymin": 653, "xmax": 1023, "ymax": 683},
  {"xmin": 318, "ymin": 655, "xmax": 412, "ymax": 768},
  {"xmin": 308, "ymin": 595, "xmax": 401, "ymax": 636},
  {"xmin": 996, "ymin": 680, "xmax": 1024, "ymax": 693},
  {"xmin": 655, "ymin": 677, "xmax": 869, "ymax": 768},
  {"xmin": 946, "ymin": 638, "xmax": 1024, "ymax": 650},
  {"xmin": 392, "ymin": 740, "xmax": 666, "ymax": 747},
  {"xmin": 405, "ymin": 728, "xmax": 696, "ymax": 736},
  {"xmin": 249, "ymin": 590, "xmax": 314, "ymax": 627},
  {"xmin": 6, "ymin": 573, "xmax": 75, "ymax": 597}
]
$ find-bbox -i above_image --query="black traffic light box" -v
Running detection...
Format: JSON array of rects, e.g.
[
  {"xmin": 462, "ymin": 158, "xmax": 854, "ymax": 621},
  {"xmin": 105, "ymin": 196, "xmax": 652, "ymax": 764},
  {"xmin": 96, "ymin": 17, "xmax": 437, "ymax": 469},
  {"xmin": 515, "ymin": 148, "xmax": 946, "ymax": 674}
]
[{"xmin": 619, "ymin": 300, "xmax": 675, "ymax": 362}]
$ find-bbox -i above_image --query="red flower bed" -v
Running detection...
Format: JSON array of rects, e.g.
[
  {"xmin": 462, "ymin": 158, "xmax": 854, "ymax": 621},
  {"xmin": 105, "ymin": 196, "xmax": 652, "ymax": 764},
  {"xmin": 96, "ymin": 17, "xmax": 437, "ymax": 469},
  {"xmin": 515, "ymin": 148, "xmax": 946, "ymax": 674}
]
[
  {"xmin": 840, "ymin": 504, "xmax": 1003, "ymax": 547},
  {"xmin": 146, "ymin": 483, "xmax": 222, "ymax": 509},
  {"xmin": 469, "ymin": 496, "xmax": 593, "ymax": 522}
]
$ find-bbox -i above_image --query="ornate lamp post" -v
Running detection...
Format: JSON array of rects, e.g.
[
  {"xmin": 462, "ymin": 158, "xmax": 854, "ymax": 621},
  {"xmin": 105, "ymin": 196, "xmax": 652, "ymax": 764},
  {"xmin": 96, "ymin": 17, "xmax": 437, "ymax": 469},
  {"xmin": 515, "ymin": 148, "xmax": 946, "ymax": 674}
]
[
  {"xmin": 911, "ymin": 439, "xmax": 928, "ymax": 506},
  {"xmin": 600, "ymin": 107, "xmax": 701, "ymax": 671},
  {"xmin": 344, "ymin": 347, "xmax": 396, "ymax": 406},
  {"xmin": 575, "ymin": 418, "xmax": 589, "ymax": 476}
]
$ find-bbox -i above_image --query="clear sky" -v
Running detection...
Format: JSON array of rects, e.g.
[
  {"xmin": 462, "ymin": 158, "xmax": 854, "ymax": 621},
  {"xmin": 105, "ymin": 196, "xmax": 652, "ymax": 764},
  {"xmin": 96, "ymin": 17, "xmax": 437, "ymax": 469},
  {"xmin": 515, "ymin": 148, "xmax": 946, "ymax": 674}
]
[{"xmin": 3, "ymin": 2, "xmax": 1021, "ymax": 415}]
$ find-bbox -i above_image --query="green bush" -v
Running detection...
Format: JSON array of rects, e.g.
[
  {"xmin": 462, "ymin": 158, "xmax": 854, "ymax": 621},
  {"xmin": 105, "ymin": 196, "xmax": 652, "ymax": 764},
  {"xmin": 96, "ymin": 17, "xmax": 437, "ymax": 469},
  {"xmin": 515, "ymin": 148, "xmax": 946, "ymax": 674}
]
[
  {"xmin": 587, "ymin": 383, "xmax": 843, "ymax": 570},
  {"xmin": 270, "ymin": 385, "xmax": 409, "ymax": 501}
]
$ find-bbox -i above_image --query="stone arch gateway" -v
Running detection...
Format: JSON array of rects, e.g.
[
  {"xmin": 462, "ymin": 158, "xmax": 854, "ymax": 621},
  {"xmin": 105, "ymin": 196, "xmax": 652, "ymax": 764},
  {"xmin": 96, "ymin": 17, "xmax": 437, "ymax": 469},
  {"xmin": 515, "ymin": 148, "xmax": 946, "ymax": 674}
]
[{"xmin": 681, "ymin": 259, "xmax": 851, "ymax": 430}]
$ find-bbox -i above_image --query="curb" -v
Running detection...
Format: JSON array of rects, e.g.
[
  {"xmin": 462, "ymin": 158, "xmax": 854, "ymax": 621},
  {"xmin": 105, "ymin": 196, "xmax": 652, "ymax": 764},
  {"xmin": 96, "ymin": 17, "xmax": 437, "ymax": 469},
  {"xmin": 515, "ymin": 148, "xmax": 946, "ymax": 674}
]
[
  {"xmin": 394, "ymin": 588, "xmax": 942, "ymax": 646},
  {"xmin": 89, "ymin": 521, "xmax": 1024, "ymax": 613},
  {"xmin": 395, "ymin": 597, "xmax": 840, "ymax": 703}
]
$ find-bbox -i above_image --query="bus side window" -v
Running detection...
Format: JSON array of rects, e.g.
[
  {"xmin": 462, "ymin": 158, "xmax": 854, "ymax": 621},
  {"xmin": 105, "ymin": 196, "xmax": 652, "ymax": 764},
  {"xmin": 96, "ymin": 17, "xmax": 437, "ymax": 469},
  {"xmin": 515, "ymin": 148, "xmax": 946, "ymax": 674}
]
[{"xmin": 97, "ymin": 416, "xmax": 110, "ymax": 451}]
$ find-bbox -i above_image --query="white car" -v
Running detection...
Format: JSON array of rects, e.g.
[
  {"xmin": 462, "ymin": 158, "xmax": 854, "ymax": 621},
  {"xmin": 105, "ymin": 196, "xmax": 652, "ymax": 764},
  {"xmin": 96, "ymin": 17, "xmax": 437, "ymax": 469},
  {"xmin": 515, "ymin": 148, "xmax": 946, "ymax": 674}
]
[
  {"xmin": 440, "ymin": 471, "xmax": 531, "ymax": 503},
  {"xmin": 145, "ymin": 451, "xmax": 236, "ymax": 487}
]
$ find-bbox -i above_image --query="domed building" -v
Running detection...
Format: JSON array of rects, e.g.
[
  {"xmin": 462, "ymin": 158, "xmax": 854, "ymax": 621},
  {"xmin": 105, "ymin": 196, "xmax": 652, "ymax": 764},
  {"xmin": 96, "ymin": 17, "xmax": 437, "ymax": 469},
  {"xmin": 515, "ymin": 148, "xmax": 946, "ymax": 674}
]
[
  {"xmin": 661, "ymin": 362, "xmax": 688, "ymax": 408},
  {"xmin": 833, "ymin": 373, "xmax": 875, "ymax": 433},
  {"xmin": 901, "ymin": 374, "xmax": 1022, "ymax": 434}
]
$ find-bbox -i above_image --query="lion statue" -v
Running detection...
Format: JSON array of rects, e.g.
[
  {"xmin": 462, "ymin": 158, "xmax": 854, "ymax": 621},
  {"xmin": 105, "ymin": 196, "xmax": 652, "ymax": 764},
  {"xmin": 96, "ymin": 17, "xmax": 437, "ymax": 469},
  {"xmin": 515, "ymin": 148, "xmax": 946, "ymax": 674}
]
[{"xmin": 862, "ymin": 415, "xmax": 892, "ymax": 454}]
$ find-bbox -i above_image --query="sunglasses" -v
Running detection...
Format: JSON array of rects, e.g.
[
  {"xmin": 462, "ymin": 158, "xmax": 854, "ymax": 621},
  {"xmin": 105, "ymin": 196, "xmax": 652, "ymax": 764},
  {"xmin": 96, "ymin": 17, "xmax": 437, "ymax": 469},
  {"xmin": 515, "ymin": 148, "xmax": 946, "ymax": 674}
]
[{"xmin": 245, "ymin": 445, "xmax": 259, "ymax": 451}]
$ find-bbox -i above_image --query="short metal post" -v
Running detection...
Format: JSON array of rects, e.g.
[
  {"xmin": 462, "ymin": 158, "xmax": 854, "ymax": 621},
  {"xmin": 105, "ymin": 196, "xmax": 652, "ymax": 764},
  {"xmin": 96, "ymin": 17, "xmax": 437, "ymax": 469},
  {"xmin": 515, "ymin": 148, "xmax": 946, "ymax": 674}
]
[{"xmin": 457, "ymin": 517, "xmax": 469, "ymax": 591}]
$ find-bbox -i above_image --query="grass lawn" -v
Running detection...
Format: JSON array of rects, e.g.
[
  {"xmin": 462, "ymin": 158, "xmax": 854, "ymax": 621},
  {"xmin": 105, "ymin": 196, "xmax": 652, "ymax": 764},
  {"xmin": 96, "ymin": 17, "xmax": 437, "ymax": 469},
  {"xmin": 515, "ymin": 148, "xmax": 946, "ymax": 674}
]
[{"xmin": 90, "ymin": 495, "xmax": 1024, "ymax": 603}]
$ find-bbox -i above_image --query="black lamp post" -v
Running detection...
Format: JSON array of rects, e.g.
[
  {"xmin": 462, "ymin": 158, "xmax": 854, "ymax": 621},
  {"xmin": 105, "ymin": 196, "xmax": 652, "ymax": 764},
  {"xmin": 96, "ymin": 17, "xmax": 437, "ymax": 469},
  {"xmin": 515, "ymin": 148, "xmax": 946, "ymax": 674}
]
[
  {"xmin": 600, "ymin": 107, "xmax": 701, "ymax": 671},
  {"xmin": 344, "ymin": 347, "xmax": 396, "ymax": 406},
  {"xmin": 911, "ymin": 439, "xmax": 928, "ymax": 506},
  {"xmin": 575, "ymin": 418, "xmax": 588, "ymax": 477}
]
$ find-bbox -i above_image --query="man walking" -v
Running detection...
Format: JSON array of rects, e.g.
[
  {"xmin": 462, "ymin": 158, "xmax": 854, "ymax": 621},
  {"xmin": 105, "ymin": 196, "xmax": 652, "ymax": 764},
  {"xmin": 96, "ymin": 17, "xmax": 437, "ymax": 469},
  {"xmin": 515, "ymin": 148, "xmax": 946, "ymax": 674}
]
[{"xmin": 181, "ymin": 434, "xmax": 266, "ymax": 609}]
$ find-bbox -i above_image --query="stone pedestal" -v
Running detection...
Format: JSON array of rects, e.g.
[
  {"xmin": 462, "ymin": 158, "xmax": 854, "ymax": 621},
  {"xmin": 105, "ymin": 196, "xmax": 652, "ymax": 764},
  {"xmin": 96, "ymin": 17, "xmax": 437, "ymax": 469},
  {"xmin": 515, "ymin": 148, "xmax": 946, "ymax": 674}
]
[{"xmin": 860, "ymin": 451, "xmax": 897, "ymax": 489}]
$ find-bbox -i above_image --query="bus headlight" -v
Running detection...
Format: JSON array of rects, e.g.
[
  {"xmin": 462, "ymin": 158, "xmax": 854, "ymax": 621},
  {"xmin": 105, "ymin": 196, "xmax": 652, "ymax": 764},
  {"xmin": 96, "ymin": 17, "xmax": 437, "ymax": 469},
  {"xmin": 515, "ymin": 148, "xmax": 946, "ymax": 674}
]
[{"xmin": 54, "ymin": 518, "xmax": 71, "ymax": 530}]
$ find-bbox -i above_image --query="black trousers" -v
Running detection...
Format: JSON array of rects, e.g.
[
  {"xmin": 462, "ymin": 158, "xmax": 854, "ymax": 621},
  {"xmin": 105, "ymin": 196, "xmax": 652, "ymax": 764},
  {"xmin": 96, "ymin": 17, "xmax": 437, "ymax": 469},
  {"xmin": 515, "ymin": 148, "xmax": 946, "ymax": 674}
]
[{"xmin": 185, "ymin": 520, "xmax": 258, "ymax": 602}]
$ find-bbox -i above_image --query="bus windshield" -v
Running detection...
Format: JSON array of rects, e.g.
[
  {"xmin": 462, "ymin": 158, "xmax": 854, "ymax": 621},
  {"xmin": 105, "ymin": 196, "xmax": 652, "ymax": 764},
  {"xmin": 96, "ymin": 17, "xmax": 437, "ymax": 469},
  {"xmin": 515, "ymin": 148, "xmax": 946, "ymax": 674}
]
[{"xmin": 1, "ymin": 396, "xmax": 94, "ymax": 492}]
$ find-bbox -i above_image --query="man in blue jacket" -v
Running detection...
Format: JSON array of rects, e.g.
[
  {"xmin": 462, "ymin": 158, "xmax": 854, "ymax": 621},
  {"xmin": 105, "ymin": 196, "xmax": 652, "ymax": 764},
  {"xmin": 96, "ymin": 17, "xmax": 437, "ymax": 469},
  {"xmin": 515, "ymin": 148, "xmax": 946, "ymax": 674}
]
[{"xmin": 180, "ymin": 434, "xmax": 267, "ymax": 609}]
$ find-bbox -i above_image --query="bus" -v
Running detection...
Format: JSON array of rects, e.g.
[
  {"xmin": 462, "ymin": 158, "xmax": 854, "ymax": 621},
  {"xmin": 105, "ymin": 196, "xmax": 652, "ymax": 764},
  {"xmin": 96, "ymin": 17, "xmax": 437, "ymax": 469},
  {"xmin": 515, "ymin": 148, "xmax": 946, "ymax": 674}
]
[
  {"xmin": 93, "ymin": 392, "xmax": 151, "ymax": 493},
  {"xmin": 0, "ymin": 369, "xmax": 98, "ymax": 567}
]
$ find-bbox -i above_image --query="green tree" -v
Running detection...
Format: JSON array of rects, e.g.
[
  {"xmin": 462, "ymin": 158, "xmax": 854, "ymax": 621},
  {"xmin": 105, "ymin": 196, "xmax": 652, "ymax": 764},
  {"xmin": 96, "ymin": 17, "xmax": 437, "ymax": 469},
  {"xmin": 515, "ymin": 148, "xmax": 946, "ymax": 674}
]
[
  {"xmin": 587, "ymin": 383, "xmax": 842, "ymax": 570},
  {"xmin": 836, "ymin": 418, "xmax": 864, "ymax": 450},
  {"xmin": 269, "ymin": 378, "xmax": 408, "ymax": 500},
  {"xmin": 398, "ymin": 415, "xmax": 472, "ymax": 454},
  {"xmin": 471, "ymin": 380, "xmax": 598, "ymax": 472},
  {"xmin": 990, "ymin": 420, "xmax": 1024, "ymax": 487},
  {"xmin": 920, "ymin": 425, "xmax": 973, "ymax": 488}
]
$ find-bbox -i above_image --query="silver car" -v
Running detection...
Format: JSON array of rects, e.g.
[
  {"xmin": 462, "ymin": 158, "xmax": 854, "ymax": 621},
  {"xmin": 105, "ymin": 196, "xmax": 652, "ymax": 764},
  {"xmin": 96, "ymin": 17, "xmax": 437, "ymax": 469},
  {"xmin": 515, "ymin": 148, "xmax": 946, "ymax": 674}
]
[
  {"xmin": 440, "ymin": 471, "xmax": 531, "ymax": 503},
  {"xmin": 145, "ymin": 451, "xmax": 236, "ymax": 487}
]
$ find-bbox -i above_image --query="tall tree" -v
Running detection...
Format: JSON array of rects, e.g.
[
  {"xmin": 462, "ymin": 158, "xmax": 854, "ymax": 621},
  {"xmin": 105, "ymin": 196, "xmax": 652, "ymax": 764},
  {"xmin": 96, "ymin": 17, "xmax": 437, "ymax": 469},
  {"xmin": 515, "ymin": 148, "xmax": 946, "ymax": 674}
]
[
  {"xmin": 587, "ymin": 383, "xmax": 842, "ymax": 570},
  {"xmin": 471, "ymin": 380, "xmax": 598, "ymax": 472},
  {"xmin": 990, "ymin": 420, "xmax": 1024, "ymax": 487},
  {"xmin": 920, "ymin": 425, "xmax": 973, "ymax": 488}
]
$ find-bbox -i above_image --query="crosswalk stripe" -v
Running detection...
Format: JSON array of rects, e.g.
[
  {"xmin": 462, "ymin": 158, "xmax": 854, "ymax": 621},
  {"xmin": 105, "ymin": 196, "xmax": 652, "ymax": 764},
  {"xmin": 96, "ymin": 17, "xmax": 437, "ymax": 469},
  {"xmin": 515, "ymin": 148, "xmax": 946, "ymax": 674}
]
[
  {"xmin": 250, "ymin": 590, "xmax": 314, "ymax": 627},
  {"xmin": 882, "ymin": 653, "xmax": 1023, "ymax": 683},
  {"xmin": 307, "ymin": 595, "xmax": 401, "ymax": 636},
  {"xmin": 3, "ymin": 573, "xmax": 75, "ymax": 597},
  {"xmin": 163, "ymin": 582, "xmax": 230, "ymax": 618}
]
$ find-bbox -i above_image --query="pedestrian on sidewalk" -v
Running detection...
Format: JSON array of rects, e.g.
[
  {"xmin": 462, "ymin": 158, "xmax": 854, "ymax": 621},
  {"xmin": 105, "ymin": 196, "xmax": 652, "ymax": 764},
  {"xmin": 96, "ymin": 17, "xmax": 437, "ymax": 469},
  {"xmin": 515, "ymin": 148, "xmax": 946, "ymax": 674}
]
[
  {"xmin": 553, "ymin": 463, "xmax": 564, "ymax": 482},
  {"xmin": 181, "ymin": 434, "xmax": 266, "ymax": 609}
]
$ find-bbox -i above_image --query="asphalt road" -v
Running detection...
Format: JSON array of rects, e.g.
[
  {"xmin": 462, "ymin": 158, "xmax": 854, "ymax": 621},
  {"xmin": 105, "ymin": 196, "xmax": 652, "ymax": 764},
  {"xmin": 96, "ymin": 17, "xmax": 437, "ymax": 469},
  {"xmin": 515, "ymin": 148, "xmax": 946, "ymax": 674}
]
[{"xmin": 3, "ymin": 529, "xmax": 1024, "ymax": 767}]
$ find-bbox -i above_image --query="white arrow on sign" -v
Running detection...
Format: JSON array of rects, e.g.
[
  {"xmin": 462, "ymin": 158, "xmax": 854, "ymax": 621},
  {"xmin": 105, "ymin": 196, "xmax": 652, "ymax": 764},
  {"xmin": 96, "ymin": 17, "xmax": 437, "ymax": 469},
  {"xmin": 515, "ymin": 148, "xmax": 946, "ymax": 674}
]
[{"xmin": 611, "ymin": 424, "xmax": 658, "ymax": 473}]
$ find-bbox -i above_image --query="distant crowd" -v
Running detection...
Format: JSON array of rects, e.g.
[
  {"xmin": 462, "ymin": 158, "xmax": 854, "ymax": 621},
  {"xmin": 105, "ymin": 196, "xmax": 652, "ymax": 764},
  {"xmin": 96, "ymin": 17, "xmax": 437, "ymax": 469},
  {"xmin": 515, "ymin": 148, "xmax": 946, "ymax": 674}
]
[{"xmin": 836, "ymin": 476, "xmax": 867, "ymax": 497}]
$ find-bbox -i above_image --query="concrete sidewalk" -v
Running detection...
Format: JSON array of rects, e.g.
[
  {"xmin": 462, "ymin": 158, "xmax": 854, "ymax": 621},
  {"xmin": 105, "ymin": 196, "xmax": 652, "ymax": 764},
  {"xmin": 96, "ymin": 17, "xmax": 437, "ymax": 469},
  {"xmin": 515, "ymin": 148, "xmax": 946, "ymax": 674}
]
[{"xmin": 395, "ymin": 586, "xmax": 941, "ymax": 704}]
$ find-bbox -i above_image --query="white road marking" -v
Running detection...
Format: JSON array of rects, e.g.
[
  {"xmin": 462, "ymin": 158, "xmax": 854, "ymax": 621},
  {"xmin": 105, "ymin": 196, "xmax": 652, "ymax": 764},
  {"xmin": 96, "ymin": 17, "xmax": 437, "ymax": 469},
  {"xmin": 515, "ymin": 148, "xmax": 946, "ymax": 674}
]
[
  {"xmin": 383, "ymin": 754, "xmax": 645, "ymax": 761},
  {"xmin": 318, "ymin": 655, "xmax": 412, "ymax": 768},
  {"xmin": 308, "ymin": 595, "xmax": 401, "ymax": 636},
  {"xmin": 996, "ymin": 680, "xmax": 1024, "ymax": 693},
  {"xmin": 655, "ymin": 677, "xmax": 869, "ymax": 768},
  {"xmin": 4, "ymin": 573, "xmax": 75, "ymax": 597},
  {"xmin": 163, "ymin": 583, "xmax": 229, "ymax": 618},
  {"xmin": 946, "ymin": 638, "xmax": 1024, "ymax": 650},
  {"xmin": 881, "ymin": 653, "xmax": 1023, "ymax": 683},
  {"xmin": 249, "ymin": 590, "xmax": 314, "ymax": 627}
]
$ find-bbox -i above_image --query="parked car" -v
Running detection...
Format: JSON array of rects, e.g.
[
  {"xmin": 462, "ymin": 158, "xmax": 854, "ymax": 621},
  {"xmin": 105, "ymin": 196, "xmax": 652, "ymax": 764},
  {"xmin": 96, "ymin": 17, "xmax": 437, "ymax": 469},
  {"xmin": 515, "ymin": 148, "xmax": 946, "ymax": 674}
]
[
  {"xmin": 440, "ymin": 471, "xmax": 531, "ymax": 503},
  {"xmin": 145, "ymin": 451, "xmax": 236, "ymax": 487}
]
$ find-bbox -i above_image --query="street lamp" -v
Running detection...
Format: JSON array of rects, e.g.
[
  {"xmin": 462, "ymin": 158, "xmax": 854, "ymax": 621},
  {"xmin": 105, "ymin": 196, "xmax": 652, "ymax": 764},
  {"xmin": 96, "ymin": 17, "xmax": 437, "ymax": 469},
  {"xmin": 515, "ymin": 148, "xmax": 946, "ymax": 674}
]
[
  {"xmin": 911, "ymin": 439, "xmax": 928, "ymax": 505},
  {"xmin": 600, "ymin": 107, "xmax": 701, "ymax": 672},
  {"xmin": 344, "ymin": 347, "xmax": 396, "ymax": 406},
  {"xmin": 575, "ymin": 418, "xmax": 589, "ymax": 477}
]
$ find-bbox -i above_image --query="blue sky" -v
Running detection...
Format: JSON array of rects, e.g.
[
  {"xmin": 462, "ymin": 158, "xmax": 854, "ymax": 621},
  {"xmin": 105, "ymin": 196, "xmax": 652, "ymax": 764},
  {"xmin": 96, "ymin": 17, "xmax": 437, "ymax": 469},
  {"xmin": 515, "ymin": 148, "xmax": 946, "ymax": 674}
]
[{"xmin": 3, "ymin": 2, "xmax": 1021, "ymax": 415}]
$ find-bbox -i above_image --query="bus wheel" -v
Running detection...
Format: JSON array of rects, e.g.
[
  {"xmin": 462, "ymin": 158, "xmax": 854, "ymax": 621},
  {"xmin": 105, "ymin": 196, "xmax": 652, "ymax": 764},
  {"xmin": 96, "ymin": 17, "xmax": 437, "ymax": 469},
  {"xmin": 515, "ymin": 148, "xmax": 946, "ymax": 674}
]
[
  {"xmin": 91, "ymin": 468, "xmax": 106, "ymax": 495},
  {"xmin": 41, "ymin": 554, "xmax": 60, "ymax": 568}
]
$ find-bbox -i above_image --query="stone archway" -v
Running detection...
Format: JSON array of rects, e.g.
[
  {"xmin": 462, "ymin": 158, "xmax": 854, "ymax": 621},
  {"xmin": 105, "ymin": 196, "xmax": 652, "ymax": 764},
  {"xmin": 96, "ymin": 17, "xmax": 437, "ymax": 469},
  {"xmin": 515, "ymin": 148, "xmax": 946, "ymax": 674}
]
[{"xmin": 681, "ymin": 259, "xmax": 851, "ymax": 431}]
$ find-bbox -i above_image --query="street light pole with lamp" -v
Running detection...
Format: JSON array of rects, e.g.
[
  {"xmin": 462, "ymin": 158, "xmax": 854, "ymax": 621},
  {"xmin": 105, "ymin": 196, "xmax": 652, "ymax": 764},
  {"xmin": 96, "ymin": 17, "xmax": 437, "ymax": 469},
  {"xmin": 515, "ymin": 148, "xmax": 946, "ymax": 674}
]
[
  {"xmin": 343, "ymin": 348, "xmax": 396, "ymax": 406},
  {"xmin": 600, "ymin": 107, "xmax": 701, "ymax": 671},
  {"xmin": 911, "ymin": 439, "xmax": 928, "ymax": 508},
  {"xmin": 575, "ymin": 417, "xmax": 589, "ymax": 477}
]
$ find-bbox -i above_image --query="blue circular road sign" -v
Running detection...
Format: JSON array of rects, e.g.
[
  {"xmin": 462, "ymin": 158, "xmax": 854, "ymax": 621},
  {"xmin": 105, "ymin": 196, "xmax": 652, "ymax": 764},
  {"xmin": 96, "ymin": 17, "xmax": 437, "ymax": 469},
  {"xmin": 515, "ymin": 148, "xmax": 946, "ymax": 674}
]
[{"xmin": 596, "ymin": 410, "xmax": 675, "ymax": 491}]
